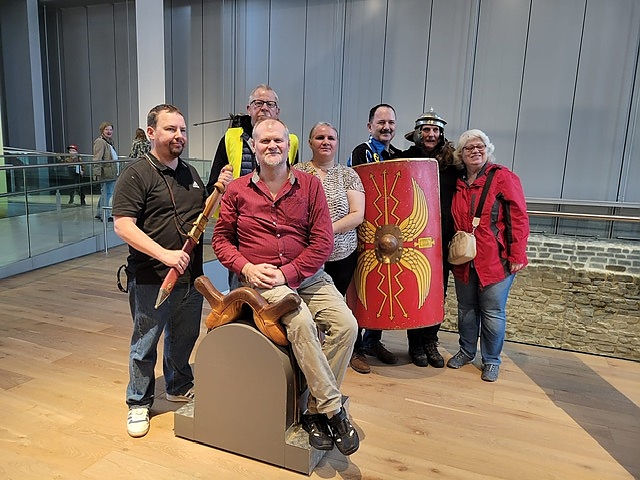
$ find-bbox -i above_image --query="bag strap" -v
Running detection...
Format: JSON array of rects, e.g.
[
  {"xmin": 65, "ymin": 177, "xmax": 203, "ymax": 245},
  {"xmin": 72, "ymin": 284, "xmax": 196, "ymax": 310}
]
[{"xmin": 471, "ymin": 168, "xmax": 498, "ymax": 231}]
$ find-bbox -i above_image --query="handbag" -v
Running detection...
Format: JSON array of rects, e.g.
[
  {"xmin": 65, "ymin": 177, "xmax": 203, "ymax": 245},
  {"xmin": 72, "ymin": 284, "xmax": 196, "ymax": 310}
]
[
  {"xmin": 448, "ymin": 169, "xmax": 496, "ymax": 265},
  {"xmin": 448, "ymin": 230, "xmax": 477, "ymax": 265}
]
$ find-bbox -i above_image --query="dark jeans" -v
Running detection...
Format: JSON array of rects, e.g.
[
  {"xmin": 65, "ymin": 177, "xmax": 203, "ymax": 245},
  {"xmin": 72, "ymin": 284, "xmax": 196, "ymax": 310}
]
[
  {"xmin": 68, "ymin": 173, "xmax": 86, "ymax": 202},
  {"xmin": 324, "ymin": 249, "xmax": 358, "ymax": 296},
  {"xmin": 126, "ymin": 278, "xmax": 203, "ymax": 408}
]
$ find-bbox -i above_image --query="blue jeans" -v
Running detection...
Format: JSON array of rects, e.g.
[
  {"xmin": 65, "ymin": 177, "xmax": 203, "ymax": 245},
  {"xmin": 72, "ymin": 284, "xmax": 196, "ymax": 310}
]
[
  {"xmin": 97, "ymin": 180, "xmax": 115, "ymax": 216},
  {"xmin": 454, "ymin": 269, "xmax": 515, "ymax": 366},
  {"xmin": 126, "ymin": 278, "xmax": 203, "ymax": 408}
]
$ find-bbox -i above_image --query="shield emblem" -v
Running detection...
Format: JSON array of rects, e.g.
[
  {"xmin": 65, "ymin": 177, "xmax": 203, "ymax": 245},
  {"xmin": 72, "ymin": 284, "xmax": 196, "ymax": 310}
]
[{"xmin": 346, "ymin": 158, "xmax": 444, "ymax": 329}]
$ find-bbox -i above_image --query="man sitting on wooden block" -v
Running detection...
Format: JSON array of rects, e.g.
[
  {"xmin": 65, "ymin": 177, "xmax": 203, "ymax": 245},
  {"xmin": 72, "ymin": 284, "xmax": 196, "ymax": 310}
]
[{"xmin": 212, "ymin": 118, "xmax": 360, "ymax": 456}]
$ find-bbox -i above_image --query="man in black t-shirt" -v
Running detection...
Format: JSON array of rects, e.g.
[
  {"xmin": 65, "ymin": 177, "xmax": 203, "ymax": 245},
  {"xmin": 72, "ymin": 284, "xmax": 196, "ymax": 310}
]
[{"xmin": 112, "ymin": 104, "xmax": 232, "ymax": 438}]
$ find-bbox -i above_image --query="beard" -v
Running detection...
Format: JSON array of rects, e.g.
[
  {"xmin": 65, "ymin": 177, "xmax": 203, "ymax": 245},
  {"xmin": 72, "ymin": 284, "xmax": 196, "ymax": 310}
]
[
  {"xmin": 261, "ymin": 155, "xmax": 286, "ymax": 167},
  {"xmin": 168, "ymin": 142, "xmax": 184, "ymax": 157}
]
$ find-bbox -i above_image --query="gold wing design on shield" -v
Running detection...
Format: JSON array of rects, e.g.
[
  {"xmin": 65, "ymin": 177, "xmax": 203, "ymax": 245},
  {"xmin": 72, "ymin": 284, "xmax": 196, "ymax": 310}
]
[
  {"xmin": 355, "ymin": 177, "xmax": 432, "ymax": 310},
  {"xmin": 397, "ymin": 179, "xmax": 431, "ymax": 307},
  {"xmin": 399, "ymin": 249, "xmax": 431, "ymax": 308},
  {"xmin": 399, "ymin": 178, "xmax": 428, "ymax": 241},
  {"xmin": 354, "ymin": 219, "xmax": 378, "ymax": 309},
  {"xmin": 358, "ymin": 218, "xmax": 377, "ymax": 244}
]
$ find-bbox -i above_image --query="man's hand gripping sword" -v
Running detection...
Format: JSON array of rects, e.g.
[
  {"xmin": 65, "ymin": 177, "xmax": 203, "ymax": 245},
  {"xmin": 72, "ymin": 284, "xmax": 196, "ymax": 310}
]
[{"xmin": 154, "ymin": 166, "xmax": 230, "ymax": 309}]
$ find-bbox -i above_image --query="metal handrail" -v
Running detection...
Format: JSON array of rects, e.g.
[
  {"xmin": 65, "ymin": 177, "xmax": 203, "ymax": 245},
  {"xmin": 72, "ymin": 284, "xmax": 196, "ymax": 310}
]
[
  {"xmin": 527, "ymin": 197, "xmax": 639, "ymax": 209},
  {"xmin": 2, "ymin": 159, "xmax": 638, "ymax": 224},
  {"xmin": 527, "ymin": 210, "xmax": 639, "ymax": 223},
  {"xmin": 526, "ymin": 197, "xmax": 639, "ymax": 224}
]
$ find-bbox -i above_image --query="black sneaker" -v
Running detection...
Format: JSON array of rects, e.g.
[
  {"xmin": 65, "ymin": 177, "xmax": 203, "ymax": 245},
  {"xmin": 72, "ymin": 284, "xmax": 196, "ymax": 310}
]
[
  {"xmin": 364, "ymin": 341, "xmax": 398, "ymax": 364},
  {"xmin": 327, "ymin": 407, "xmax": 360, "ymax": 456},
  {"xmin": 301, "ymin": 414, "xmax": 333, "ymax": 451},
  {"xmin": 424, "ymin": 342, "xmax": 445, "ymax": 368}
]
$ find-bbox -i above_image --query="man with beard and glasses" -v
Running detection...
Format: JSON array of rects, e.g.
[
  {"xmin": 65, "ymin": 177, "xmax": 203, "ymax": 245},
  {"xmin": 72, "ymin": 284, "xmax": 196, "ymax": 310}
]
[
  {"xmin": 112, "ymin": 104, "xmax": 233, "ymax": 438},
  {"xmin": 347, "ymin": 103, "xmax": 404, "ymax": 374},
  {"xmin": 213, "ymin": 118, "xmax": 360, "ymax": 456}
]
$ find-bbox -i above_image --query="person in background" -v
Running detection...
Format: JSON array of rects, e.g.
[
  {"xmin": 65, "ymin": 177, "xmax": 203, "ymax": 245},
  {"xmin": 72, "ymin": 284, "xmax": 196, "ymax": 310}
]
[
  {"xmin": 348, "ymin": 103, "xmax": 403, "ymax": 374},
  {"xmin": 401, "ymin": 108, "xmax": 460, "ymax": 368},
  {"xmin": 93, "ymin": 121, "xmax": 118, "ymax": 221},
  {"xmin": 447, "ymin": 129, "xmax": 529, "ymax": 382},
  {"xmin": 65, "ymin": 144, "xmax": 86, "ymax": 206},
  {"xmin": 113, "ymin": 104, "xmax": 233, "ymax": 438},
  {"xmin": 213, "ymin": 118, "xmax": 360, "ymax": 456},
  {"xmin": 205, "ymin": 83, "xmax": 299, "ymax": 195},
  {"xmin": 129, "ymin": 128, "xmax": 151, "ymax": 158},
  {"xmin": 294, "ymin": 122, "xmax": 365, "ymax": 295}
]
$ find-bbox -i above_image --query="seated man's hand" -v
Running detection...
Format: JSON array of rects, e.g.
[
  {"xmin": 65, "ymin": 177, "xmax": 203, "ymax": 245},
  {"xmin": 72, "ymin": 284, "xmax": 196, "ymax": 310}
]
[{"xmin": 242, "ymin": 263, "xmax": 285, "ymax": 289}]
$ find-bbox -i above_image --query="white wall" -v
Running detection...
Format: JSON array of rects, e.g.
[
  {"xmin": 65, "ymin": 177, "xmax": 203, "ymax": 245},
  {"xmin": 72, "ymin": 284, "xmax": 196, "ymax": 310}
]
[{"xmin": 3, "ymin": 0, "xmax": 639, "ymax": 203}]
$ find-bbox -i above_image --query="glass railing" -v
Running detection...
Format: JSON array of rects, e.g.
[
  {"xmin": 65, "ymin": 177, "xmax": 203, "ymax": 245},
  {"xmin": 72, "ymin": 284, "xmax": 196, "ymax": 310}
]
[
  {"xmin": 1, "ymin": 153, "xmax": 637, "ymax": 280},
  {"xmin": 0, "ymin": 153, "xmax": 212, "ymax": 278}
]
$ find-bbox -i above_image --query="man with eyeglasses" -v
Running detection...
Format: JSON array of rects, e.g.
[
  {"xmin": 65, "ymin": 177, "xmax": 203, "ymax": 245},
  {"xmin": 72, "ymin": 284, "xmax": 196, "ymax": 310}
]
[{"xmin": 206, "ymin": 84, "xmax": 299, "ymax": 194}]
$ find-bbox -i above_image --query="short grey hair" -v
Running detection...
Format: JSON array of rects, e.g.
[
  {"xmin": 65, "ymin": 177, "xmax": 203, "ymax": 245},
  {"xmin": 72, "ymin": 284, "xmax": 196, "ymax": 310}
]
[
  {"xmin": 453, "ymin": 129, "xmax": 496, "ymax": 166},
  {"xmin": 252, "ymin": 118, "xmax": 290, "ymax": 141},
  {"xmin": 249, "ymin": 84, "xmax": 279, "ymax": 103}
]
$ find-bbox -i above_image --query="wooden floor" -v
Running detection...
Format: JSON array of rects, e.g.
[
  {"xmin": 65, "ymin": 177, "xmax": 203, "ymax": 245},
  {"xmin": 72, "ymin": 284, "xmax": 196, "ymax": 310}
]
[{"xmin": 0, "ymin": 245, "xmax": 639, "ymax": 480}]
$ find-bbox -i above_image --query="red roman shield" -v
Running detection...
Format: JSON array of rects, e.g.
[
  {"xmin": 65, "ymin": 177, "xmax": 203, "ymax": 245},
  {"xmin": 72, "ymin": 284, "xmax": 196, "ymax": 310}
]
[{"xmin": 347, "ymin": 158, "xmax": 444, "ymax": 329}]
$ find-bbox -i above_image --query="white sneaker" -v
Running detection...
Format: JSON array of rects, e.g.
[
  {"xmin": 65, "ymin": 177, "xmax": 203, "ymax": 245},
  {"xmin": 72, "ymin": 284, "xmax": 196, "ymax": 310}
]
[
  {"xmin": 166, "ymin": 387, "xmax": 195, "ymax": 403},
  {"xmin": 127, "ymin": 407, "xmax": 150, "ymax": 437}
]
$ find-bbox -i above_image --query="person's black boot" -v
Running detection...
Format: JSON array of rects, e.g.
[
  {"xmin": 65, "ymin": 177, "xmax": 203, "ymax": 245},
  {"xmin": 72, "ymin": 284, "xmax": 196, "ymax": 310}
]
[
  {"xmin": 424, "ymin": 341, "xmax": 445, "ymax": 368},
  {"xmin": 408, "ymin": 330, "xmax": 429, "ymax": 367},
  {"xmin": 301, "ymin": 413, "xmax": 334, "ymax": 451},
  {"xmin": 409, "ymin": 344, "xmax": 429, "ymax": 367}
]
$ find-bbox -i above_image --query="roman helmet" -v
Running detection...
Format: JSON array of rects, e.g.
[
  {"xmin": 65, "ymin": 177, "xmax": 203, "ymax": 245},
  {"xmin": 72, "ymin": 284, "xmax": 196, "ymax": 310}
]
[{"xmin": 404, "ymin": 107, "xmax": 447, "ymax": 144}]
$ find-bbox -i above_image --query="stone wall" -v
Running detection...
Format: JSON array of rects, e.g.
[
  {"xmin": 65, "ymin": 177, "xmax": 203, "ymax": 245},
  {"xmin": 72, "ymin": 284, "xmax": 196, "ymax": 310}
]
[{"xmin": 441, "ymin": 233, "xmax": 640, "ymax": 362}]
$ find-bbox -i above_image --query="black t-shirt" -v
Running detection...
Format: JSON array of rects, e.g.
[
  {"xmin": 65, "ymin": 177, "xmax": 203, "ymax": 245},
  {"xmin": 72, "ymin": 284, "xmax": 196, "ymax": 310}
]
[{"xmin": 112, "ymin": 155, "xmax": 207, "ymax": 284}]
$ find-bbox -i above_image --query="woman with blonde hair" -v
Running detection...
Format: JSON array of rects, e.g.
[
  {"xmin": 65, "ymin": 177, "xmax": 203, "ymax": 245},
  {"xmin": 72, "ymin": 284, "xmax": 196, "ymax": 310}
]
[{"xmin": 93, "ymin": 121, "xmax": 118, "ymax": 221}]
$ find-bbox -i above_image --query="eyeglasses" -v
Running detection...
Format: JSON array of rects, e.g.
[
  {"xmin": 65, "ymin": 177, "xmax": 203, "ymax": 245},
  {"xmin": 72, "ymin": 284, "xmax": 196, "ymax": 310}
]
[
  {"xmin": 250, "ymin": 100, "xmax": 278, "ymax": 109},
  {"xmin": 463, "ymin": 144, "xmax": 485, "ymax": 153}
]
